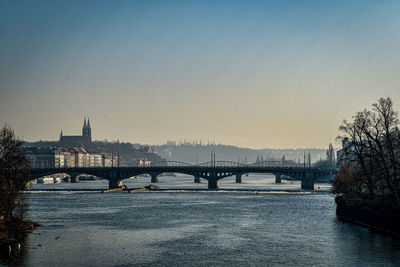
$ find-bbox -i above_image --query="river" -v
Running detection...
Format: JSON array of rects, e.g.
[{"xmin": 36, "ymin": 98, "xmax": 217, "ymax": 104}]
[{"xmin": 3, "ymin": 174, "xmax": 400, "ymax": 266}]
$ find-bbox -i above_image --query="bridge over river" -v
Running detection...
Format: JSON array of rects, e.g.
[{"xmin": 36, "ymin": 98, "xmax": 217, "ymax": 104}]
[{"xmin": 32, "ymin": 161, "xmax": 335, "ymax": 190}]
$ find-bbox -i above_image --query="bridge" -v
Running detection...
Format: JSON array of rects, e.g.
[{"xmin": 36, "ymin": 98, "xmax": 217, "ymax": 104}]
[{"xmin": 31, "ymin": 161, "xmax": 335, "ymax": 190}]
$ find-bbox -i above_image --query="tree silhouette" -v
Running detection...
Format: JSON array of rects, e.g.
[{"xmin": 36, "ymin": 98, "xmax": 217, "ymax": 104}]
[
  {"xmin": 334, "ymin": 97, "xmax": 400, "ymax": 212},
  {"xmin": 0, "ymin": 124, "xmax": 32, "ymax": 237}
]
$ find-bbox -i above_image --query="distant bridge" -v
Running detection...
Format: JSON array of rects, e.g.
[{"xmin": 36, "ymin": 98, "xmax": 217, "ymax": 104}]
[{"xmin": 31, "ymin": 161, "xmax": 335, "ymax": 190}]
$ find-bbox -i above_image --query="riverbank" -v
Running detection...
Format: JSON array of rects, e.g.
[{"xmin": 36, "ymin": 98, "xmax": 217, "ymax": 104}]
[
  {"xmin": 336, "ymin": 197, "xmax": 400, "ymax": 237},
  {"xmin": 0, "ymin": 220, "xmax": 39, "ymax": 249}
]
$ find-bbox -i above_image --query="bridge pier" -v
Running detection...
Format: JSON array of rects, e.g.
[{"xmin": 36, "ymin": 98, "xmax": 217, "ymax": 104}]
[
  {"xmin": 275, "ymin": 173, "xmax": 281, "ymax": 184},
  {"xmin": 301, "ymin": 172, "xmax": 314, "ymax": 190},
  {"xmin": 150, "ymin": 173, "xmax": 159, "ymax": 183},
  {"xmin": 208, "ymin": 179, "xmax": 219, "ymax": 189},
  {"xmin": 109, "ymin": 179, "xmax": 123, "ymax": 189},
  {"xmin": 235, "ymin": 174, "xmax": 242, "ymax": 183},
  {"xmin": 194, "ymin": 176, "xmax": 201, "ymax": 183},
  {"xmin": 70, "ymin": 174, "xmax": 79, "ymax": 183}
]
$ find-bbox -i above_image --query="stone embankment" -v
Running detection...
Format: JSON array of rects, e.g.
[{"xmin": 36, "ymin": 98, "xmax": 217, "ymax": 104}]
[{"xmin": 336, "ymin": 197, "xmax": 400, "ymax": 237}]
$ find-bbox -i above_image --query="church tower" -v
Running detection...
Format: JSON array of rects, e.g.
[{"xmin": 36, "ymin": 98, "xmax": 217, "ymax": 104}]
[
  {"xmin": 59, "ymin": 118, "xmax": 92, "ymax": 146},
  {"xmin": 82, "ymin": 118, "xmax": 87, "ymax": 137},
  {"xmin": 80, "ymin": 118, "xmax": 92, "ymax": 142},
  {"xmin": 87, "ymin": 118, "xmax": 92, "ymax": 142}
]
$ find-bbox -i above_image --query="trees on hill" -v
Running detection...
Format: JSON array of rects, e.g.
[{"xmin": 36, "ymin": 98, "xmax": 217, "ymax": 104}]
[{"xmin": 333, "ymin": 97, "xmax": 400, "ymax": 212}]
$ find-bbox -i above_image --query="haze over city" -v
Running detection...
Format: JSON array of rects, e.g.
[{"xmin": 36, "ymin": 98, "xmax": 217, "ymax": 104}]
[{"xmin": 1, "ymin": 0, "xmax": 400, "ymax": 148}]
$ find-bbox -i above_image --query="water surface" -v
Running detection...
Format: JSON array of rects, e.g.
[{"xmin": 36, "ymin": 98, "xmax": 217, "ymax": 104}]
[{"xmin": 10, "ymin": 175, "xmax": 400, "ymax": 266}]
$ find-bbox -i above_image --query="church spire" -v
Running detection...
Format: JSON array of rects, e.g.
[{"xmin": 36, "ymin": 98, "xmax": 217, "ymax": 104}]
[
  {"xmin": 82, "ymin": 118, "xmax": 87, "ymax": 137},
  {"xmin": 87, "ymin": 118, "xmax": 92, "ymax": 141}
]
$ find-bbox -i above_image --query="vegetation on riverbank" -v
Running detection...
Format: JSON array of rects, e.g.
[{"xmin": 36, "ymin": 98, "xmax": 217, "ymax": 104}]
[
  {"xmin": 0, "ymin": 124, "xmax": 38, "ymax": 247},
  {"xmin": 333, "ymin": 97, "xmax": 400, "ymax": 216}
]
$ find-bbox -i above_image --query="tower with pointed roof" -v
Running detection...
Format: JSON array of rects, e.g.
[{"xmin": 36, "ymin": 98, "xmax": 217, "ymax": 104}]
[
  {"xmin": 87, "ymin": 118, "xmax": 92, "ymax": 142},
  {"xmin": 82, "ymin": 118, "xmax": 87, "ymax": 137},
  {"xmin": 81, "ymin": 118, "xmax": 92, "ymax": 142}
]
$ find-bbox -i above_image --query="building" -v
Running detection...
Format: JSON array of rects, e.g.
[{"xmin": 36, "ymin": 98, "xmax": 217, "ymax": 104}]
[
  {"xmin": 86, "ymin": 149, "xmax": 103, "ymax": 167},
  {"xmin": 59, "ymin": 118, "xmax": 92, "ymax": 147},
  {"xmin": 24, "ymin": 147, "xmax": 118, "ymax": 168},
  {"xmin": 102, "ymin": 153, "xmax": 119, "ymax": 167},
  {"xmin": 62, "ymin": 149, "xmax": 75, "ymax": 168},
  {"xmin": 24, "ymin": 147, "xmax": 65, "ymax": 168}
]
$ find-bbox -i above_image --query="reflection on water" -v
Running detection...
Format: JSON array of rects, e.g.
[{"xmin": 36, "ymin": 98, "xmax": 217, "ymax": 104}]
[{"xmin": 5, "ymin": 175, "xmax": 400, "ymax": 266}]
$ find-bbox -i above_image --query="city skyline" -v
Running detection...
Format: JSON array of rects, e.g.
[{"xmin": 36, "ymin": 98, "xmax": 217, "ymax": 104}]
[{"xmin": 1, "ymin": 0, "xmax": 400, "ymax": 149}]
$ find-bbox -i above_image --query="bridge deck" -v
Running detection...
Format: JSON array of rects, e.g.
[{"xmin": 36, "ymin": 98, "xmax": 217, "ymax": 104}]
[{"xmin": 31, "ymin": 161, "xmax": 335, "ymax": 190}]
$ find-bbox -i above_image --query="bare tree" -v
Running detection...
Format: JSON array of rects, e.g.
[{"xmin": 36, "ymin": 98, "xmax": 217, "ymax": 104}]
[
  {"xmin": 0, "ymin": 124, "xmax": 32, "ymax": 237},
  {"xmin": 335, "ymin": 97, "xmax": 400, "ymax": 212}
]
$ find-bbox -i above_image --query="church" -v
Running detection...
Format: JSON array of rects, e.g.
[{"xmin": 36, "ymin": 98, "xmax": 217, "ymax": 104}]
[{"xmin": 59, "ymin": 118, "xmax": 92, "ymax": 146}]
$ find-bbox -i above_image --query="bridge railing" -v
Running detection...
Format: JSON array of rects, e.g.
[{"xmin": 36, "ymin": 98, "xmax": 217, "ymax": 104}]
[
  {"xmin": 196, "ymin": 161, "xmax": 247, "ymax": 167},
  {"xmin": 248, "ymin": 161, "xmax": 301, "ymax": 168},
  {"xmin": 149, "ymin": 160, "xmax": 303, "ymax": 168},
  {"xmin": 149, "ymin": 161, "xmax": 195, "ymax": 167},
  {"xmin": 32, "ymin": 160, "xmax": 335, "ymax": 170}
]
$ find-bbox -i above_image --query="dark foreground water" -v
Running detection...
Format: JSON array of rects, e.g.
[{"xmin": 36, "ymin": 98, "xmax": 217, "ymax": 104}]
[{"xmin": 4, "ymin": 176, "xmax": 400, "ymax": 266}]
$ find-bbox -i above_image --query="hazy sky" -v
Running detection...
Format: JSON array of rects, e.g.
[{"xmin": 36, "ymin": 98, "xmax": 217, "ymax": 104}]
[{"xmin": 1, "ymin": 0, "xmax": 400, "ymax": 149}]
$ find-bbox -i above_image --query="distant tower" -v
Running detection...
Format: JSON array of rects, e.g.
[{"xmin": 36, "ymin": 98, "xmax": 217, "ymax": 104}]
[
  {"xmin": 87, "ymin": 118, "xmax": 92, "ymax": 142},
  {"xmin": 59, "ymin": 130, "xmax": 63, "ymax": 141},
  {"xmin": 82, "ymin": 118, "xmax": 87, "ymax": 137},
  {"xmin": 80, "ymin": 118, "xmax": 92, "ymax": 143}
]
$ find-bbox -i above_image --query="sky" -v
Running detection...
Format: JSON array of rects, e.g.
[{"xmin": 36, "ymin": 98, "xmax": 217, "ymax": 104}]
[{"xmin": 1, "ymin": 0, "xmax": 400, "ymax": 149}]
